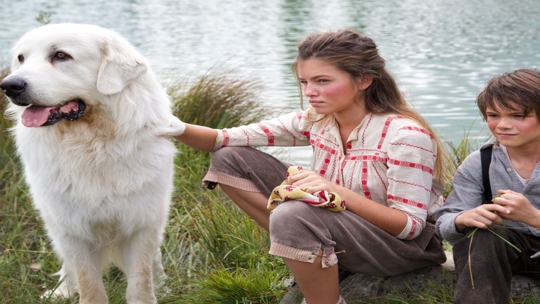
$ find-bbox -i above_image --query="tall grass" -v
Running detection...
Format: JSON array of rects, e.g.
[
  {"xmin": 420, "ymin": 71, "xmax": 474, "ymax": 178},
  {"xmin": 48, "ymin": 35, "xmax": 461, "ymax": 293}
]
[
  {"xmin": 168, "ymin": 67, "xmax": 268, "ymax": 175},
  {"xmin": 164, "ymin": 69, "xmax": 291, "ymax": 303},
  {"xmin": 442, "ymin": 124, "xmax": 486, "ymax": 197}
]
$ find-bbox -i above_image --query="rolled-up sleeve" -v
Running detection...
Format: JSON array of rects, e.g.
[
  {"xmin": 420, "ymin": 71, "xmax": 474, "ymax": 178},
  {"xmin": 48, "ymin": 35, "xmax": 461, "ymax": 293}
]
[
  {"xmin": 213, "ymin": 110, "xmax": 311, "ymax": 150},
  {"xmin": 386, "ymin": 126, "xmax": 438, "ymax": 240}
]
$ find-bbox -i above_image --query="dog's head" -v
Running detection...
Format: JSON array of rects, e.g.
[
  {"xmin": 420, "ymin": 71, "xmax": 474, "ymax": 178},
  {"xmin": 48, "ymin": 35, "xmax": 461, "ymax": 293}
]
[{"xmin": 1, "ymin": 23, "xmax": 148, "ymax": 127}]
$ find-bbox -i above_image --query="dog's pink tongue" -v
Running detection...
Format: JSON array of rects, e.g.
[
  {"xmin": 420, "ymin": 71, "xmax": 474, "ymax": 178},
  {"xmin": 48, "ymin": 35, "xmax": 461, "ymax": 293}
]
[{"xmin": 21, "ymin": 106, "xmax": 53, "ymax": 127}]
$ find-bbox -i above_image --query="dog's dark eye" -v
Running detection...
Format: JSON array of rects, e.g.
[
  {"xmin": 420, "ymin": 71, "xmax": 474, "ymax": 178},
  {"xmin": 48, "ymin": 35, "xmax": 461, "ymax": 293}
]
[
  {"xmin": 17, "ymin": 54, "xmax": 24, "ymax": 63},
  {"xmin": 53, "ymin": 51, "xmax": 72, "ymax": 61}
]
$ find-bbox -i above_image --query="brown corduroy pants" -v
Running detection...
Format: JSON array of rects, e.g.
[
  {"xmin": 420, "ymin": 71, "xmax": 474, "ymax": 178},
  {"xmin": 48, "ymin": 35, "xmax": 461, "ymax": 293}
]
[{"xmin": 203, "ymin": 146, "xmax": 446, "ymax": 277}]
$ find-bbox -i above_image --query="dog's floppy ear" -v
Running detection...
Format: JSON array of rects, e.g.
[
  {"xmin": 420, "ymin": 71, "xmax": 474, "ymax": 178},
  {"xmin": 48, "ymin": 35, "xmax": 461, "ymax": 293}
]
[{"xmin": 97, "ymin": 34, "xmax": 148, "ymax": 95}]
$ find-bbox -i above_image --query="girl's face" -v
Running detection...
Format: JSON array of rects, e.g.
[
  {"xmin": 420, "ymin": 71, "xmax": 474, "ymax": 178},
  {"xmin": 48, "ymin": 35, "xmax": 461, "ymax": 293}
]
[
  {"xmin": 486, "ymin": 102, "xmax": 540, "ymax": 150},
  {"xmin": 296, "ymin": 58, "xmax": 363, "ymax": 116}
]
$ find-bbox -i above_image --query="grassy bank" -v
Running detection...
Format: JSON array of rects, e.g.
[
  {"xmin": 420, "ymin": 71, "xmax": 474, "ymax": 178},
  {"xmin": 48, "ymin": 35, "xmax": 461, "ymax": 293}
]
[{"xmin": 0, "ymin": 67, "xmax": 536, "ymax": 303}]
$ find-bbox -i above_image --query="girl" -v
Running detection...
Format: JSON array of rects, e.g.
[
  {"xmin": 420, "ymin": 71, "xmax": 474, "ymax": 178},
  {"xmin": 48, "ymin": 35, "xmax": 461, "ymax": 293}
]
[{"xmin": 167, "ymin": 28, "xmax": 447, "ymax": 304}]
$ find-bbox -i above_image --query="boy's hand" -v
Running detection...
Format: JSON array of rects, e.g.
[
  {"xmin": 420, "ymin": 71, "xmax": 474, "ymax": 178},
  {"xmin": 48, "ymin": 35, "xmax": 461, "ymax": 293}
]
[
  {"xmin": 455, "ymin": 203, "xmax": 508, "ymax": 233},
  {"xmin": 492, "ymin": 190, "xmax": 540, "ymax": 227}
]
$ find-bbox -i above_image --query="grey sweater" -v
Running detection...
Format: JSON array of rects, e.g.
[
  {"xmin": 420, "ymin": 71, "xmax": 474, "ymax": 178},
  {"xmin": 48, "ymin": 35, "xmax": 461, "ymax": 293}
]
[{"xmin": 435, "ymin": 136, "xmax": 540, "ymax": 245}]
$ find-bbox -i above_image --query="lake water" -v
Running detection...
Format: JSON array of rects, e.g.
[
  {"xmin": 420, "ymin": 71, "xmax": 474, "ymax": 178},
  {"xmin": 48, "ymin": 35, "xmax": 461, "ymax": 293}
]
[{"xmin": 1, "ymin": 0, "xmax": 540, "ymax": 167}]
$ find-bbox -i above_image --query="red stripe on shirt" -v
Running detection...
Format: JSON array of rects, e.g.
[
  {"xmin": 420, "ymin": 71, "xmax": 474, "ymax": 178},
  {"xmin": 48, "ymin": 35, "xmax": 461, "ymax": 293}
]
[
  {"xmin": 389, "ymin": 142, "xmax": 434, "ymax": 156},
  {"xmin": 398, "ymin": 126, "xmax": 434, "ymax": 139},
  {"xmin": 406, "ymin": 220, "xmax": 418, "ymax": 239},
  {"xmin": 221, "ymin": 129, "xmax": 230, "ymax": 147},
  {"xmin": 355, "ymin": 154, "xmax": 387, "ymax": 162},
  {"xmin": 318, "ymin": 147, "xmax": 336, "ymax": 176},
  {"xmin": 371, "ymin": 162, "xmax": 388, "ymax": 191},
  {"xmin": 361, "ymin": 161, "xmax": 372, "ymax": 199},
  {"xmin": 258, "ymin": 123, "xmax": 275, "ymax": 146},
  {"xmin": 387, "ymin": 177, "xmax": 431, "ymax": 193},
  {"xmin": 387, "ymin": 194, "xmax": 428, "ymax": 211},
  {"xmin": 388, "ymin": 158, "xmax": 433, "ymax": 174},
  {"xmin": 241, "ymin": 129, "xmax": 250, "ymax": 146},
  {"xmin": 377, "ymin": 116, "xmax": 396, "ymax": 149},
  {"xmin": 360, "ymin": 114, "xmax": 373, "ymax": 147}
]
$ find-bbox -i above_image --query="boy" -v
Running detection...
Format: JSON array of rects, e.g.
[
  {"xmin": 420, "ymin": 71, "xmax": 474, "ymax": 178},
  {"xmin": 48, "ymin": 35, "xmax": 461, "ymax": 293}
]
[{"xmin": 436, "ymin": 69, "xmax": 540, "ymax": 303}]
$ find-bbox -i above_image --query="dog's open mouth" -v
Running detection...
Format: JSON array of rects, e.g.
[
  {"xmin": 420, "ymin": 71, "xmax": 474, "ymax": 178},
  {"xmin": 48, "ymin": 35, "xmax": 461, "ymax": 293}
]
[{"xmin": 21, "ymin": 99, "xmax": 86, "ymax": 127}]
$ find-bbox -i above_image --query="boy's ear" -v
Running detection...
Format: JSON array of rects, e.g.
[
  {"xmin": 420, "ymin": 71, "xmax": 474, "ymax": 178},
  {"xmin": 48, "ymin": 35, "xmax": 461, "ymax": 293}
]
[{"xmin": 356, "ymin": 75, "xmax": 373, "ymax": 90}]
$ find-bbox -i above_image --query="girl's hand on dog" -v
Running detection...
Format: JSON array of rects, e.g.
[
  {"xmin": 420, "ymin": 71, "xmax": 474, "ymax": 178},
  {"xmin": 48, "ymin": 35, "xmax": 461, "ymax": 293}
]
[{"xmin": 158, "ymin": 115, "xmax": 186, "ymax": 137}]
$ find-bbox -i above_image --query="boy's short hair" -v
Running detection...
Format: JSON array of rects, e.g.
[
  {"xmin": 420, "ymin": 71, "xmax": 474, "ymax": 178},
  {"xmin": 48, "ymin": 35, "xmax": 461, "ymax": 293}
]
[{"xmin": 477, "ymin": 68, "xmax": 540, "ymax": 120}]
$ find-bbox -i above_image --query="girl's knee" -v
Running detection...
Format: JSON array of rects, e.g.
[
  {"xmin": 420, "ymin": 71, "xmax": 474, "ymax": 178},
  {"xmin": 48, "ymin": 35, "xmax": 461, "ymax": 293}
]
[
  {"xmin": 269, "ymin": 201, "xmax": 313, "ymax": 230},
  {"xmin": 211, "ymin": 146, "xmax": 248, "ymax": 162},
  {"xmin": 270, "ymin": 200, "xmax": 312, "ymax": 218}
]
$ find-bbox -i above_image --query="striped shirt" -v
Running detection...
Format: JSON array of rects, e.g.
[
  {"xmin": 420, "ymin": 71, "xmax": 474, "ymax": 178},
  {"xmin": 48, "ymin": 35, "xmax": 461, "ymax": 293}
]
[{"xmin": 213, "ymin": 108, "xmax": 445, "ymax": 240}]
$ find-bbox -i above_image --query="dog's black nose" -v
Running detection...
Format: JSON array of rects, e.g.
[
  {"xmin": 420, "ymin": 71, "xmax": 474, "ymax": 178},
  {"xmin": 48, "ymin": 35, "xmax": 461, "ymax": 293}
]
[{"xmin": 0, "ymin": 77, "xmax": 27, "ymax": 99}]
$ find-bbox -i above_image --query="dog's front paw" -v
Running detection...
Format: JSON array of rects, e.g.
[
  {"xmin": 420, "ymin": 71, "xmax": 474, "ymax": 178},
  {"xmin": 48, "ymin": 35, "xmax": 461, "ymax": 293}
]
[{"xmin": 42, "ymin": 285, "xmax": 77, "ymax": 300}]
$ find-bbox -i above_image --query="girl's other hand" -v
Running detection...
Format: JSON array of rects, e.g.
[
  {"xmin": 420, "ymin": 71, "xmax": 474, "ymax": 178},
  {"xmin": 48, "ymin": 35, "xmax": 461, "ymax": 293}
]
[{"xmin": 287, "ymin": 170, "xmax": 337, "ymax": 194}]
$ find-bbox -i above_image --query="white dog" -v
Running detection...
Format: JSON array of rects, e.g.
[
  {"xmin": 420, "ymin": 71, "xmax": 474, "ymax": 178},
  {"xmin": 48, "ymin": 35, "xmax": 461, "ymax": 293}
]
[{"xmin": 1, "ymin": 23, "xmax": 180, "ymax": 304}]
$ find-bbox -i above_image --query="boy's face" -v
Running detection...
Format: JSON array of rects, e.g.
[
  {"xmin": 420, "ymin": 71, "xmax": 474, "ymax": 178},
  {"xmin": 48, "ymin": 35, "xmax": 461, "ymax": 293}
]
[{"xmin": 486, "ymin": 102, "xmax": 540, "ymax": 150}]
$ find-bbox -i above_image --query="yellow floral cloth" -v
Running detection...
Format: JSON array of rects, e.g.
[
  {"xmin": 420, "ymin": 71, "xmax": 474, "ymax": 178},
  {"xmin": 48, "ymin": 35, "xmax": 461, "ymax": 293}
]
[{"xmin": 267, "ymin": 166, "xmax": 346, "ymax": 212}]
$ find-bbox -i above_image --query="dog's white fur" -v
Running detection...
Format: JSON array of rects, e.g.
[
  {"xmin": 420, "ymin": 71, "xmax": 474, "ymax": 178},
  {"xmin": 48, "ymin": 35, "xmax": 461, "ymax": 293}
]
[{"xmin": 3, "ymin": 23, "xmax": 177, "ymax": 303}]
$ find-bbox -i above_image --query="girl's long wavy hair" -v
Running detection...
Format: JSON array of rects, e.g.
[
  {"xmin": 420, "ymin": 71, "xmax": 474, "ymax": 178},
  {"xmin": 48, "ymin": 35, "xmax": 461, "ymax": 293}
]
[{"xmin": 292, "ymin": 28, "xmax": 448, "ymax": 183}]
